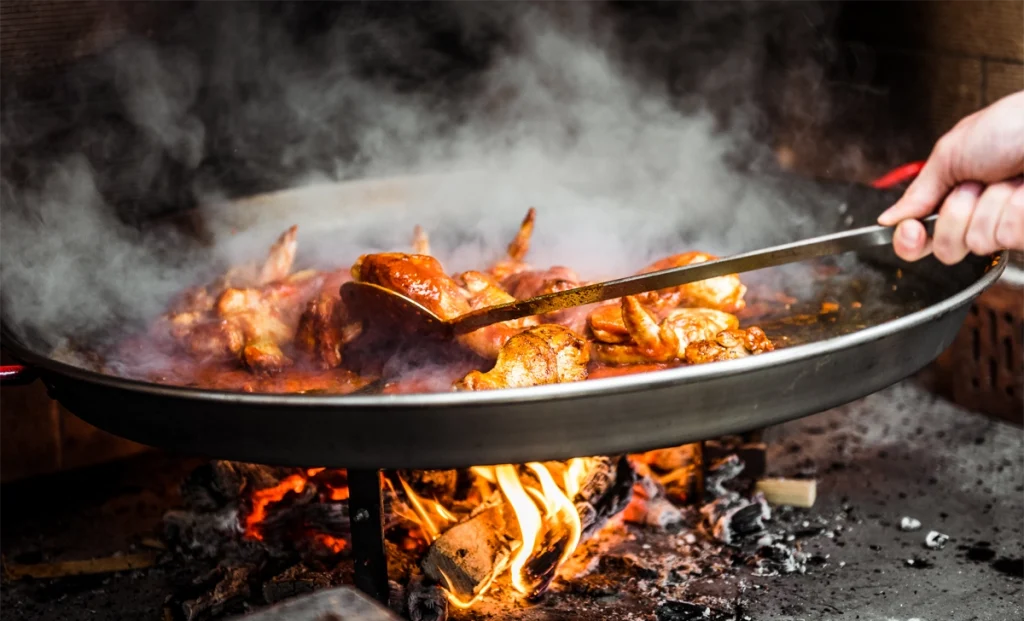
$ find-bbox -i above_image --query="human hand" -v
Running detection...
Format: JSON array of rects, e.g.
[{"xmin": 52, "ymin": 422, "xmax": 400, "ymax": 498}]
[{"xmin": 877, "ymin": 90, "xmax": 1024, "ymax": 264}]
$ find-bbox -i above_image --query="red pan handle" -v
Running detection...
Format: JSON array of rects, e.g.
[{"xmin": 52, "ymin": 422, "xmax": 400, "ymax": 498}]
[
  {"xmin": 871, "ymin": 160, "xmax": 925, "ymax": 189},
  {"xmin": 0, "ymin": 364, "xmax": 38, "ymax": 387}
]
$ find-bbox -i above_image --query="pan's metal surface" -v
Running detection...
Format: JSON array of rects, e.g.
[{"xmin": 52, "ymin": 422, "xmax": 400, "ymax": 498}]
[{"xmin": 0, "ymin": 173, "xmax": 1007, "ymax": 469}]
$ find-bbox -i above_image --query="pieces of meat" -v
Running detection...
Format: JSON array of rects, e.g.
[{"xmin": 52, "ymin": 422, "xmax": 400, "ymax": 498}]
[
  {"xmin": 455, "ymin": 270, "xmax": 538, "ymax": 359},
  {"xmin": 258, "ymin": 225, "xmax": 299, "ymax": 285},
  {"xmin": 591, "ymin": 297, "xmax": 739, "ymax": 364},
  {"xmin": 352, "ymin": 252, "xmax": 471, "ymax": 321},
  {"xmin": 412, "ymin": 225, "xmax": 431, "ymax": 256},
  {"xmin": 454, "ymin": 324, "xmax": 589, "ymax": 391},
  {"xmin": 489, "ymin": 208, "xmax": 536, "ymax": 281},
  {"xmin": 635, "ymin": 251, "xmax": 747, "ymax": 313},
  {"xmin": 684, "ymin": 327, "xmax": 774, "ymax": 364},
  {"xmin": 295, "ymin": 293, "xmax": 352, "ymax": 369}
]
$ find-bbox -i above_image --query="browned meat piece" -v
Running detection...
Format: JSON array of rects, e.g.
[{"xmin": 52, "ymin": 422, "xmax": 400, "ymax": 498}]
[
  {"xmin": 295, "ymin": 292, "xmax": 362, "ymax": 369},
  {"xmin": 352, "ymin": 252, "xmax": 471, "ymax": 321},
  {"xmin": 454, "ymin": 324, "xmax": 589, "ymax": 391},
  {"xmin": 243, "ymin": 339, "xmax": 292, "ymax": 374},
  {"xmin": 185, "ymin": 320, "xmax": 246, "ymax": 360},
  {"xmin": 591, "ymin": 297, "xmax": 739, "ymax": 364},
  {"xmin": 489, "ymin": 208, "xmax": 536, "ymax": 281},
  {"xmin": 635, "ymin": 251, "xmax": 747, "ymax": 313},
  {"xmin": 455, "ymin": 270, "xmax": 538, "ymax": 359},
  {"xmin": 412, "ymin": 225, "xmax": 431, "ymax": 256},
  {"xmin": 683, "ymin": 327, "xmax": 775, "ymax": 364},
  {"xmin": 258, "ymin": 225, "xmax": 298, "ymax": 285}
]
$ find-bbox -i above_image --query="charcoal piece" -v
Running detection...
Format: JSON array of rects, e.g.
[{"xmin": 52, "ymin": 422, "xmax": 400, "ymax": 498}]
[
  {"xmin": 181, "ymin": 461, "xmax": 290, "ymax": 511},
  {"xmin": 646, "ymin": 444, "xmax": 699, "ymax": 473},
  {"xmin": 302, "ymin": 502, "xmax": 352, "ymax": 536},
  {"xmin": 387, "ymin": 579, "xmax": 407, "ymax": 616},
  {"xmin": 656, "ymin": 600, "xmax": 711, "ymax": 621},
  {"xmin": 705, "ymin": 455, "xmax": 744, "ymax": 499},
  {"xmin": 624, "ymin": 496, "xmax": 685, "ymax": 531},
  {"xmin": 598, "ymin": 553, "xmax": 659, "ymax": 580},
  {"xmin": 262, "ymin": 565, "xmax": 334, "ymax": 604},
  {"xmin": 705, "ymin": 441, "xmax": 767, "ymax": 481},
  {"xmin": 181, "ymin": 565, "xmax": 254, "ymax": 621},
  {"xmin": 752, "ymin": 543, "xmax": 805, "ymax": 576},
  {"xmin": 396, "ymin": 470, "xmax": 459, "ymax": 502},
  {"xmin": 163, "ymin": 508, "xmax": 243, "ymax": 558},
  {"xmin": 565, "ymin": 572, "xmax": 619, "ymax": 597},
  {"xmin": 523, "ymin": 519, "xmax": 574, "ymax": 599},
  {"xmin": 421, "ymin": 501, "xmax": 514, "ymax": 599},
  {"xmin": 924, "ymin": 531, "xmax": 949, "ymax": 550},
  {"xmin": 899, "ymin": 516, "xmax": 922, "ymax": 531},
  {"xmin": 407, "ymin": 577, "xmax": 449, "ymax": 621},
  {"xmin": 574, "ymin": 455, "xmax": 637, "ymax": 540},
  {"xmin": 700, "ymin": 493, "xmax": 770, "ymax": 545}
]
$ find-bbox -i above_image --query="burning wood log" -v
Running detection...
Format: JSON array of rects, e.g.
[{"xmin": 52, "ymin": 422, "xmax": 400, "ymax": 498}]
[
  {"xmin": 2, "ymin": 551, "xmax": 159, "ymax": 580},
  {"xmin": 575, "ymin": 455, "xmax": 637, "ymax": 540},
  {"xmin": 755, "ymin": 478, "xmax": 817, "ymax": 508},
  {"xmin": 420, "ymin": 456, "xmax": 636, "ymax": 601},
  {"xmin": 420, "ymin": 496, "xmax": 515, "ymax": 599},
  {"xmin": 180, "ymin": 461, "xmax": 291, "ymax": 511}
]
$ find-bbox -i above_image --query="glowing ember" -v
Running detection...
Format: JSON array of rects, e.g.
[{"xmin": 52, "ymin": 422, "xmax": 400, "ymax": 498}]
[{"xmin": 244, "ymin": 474, "xmax": 307, "ymax": 539}]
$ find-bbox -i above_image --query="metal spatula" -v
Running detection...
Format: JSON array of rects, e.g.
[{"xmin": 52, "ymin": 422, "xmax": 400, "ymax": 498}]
[{"xmin": 340, "ymin": 215, "xmax": 938, "ymax": 338}]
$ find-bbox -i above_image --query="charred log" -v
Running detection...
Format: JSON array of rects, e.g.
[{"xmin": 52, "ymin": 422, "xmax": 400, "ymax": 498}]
[
  {"xmin": 701, "ymin": 492, "xmax": 771, "ymax": 545},
  {"xmin": 395, "ymin": 469, "xmax": 459, "ymax": 503},
  {"xmin": 179, "ymin": 564, "xmax": 256, "ymax": 621},
  {"xmin": 407, "ymin": 575, "xmax": 450, "ymax": 621},
  {"xmin": 575, "ymin": 455, "xmax": 637, "ymax": 540},
  {"xmin": 180, "ymin": 461, "xmax": 290, "ymax": 511},
  {"xmin": 261, "ymin": 565, "xmax": 335, "ymax": 604}
]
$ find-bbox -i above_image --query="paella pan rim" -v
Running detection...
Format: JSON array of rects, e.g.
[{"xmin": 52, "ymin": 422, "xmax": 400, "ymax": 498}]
[{"xmin": 2, "ymin": 250, "xmax": 1007, "ymax": 408}]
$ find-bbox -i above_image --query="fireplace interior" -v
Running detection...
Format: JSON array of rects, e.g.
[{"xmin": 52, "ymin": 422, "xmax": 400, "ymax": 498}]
[{"xmin": 1, "ymin": 1, "xmax": 1022, "ymax": 620}]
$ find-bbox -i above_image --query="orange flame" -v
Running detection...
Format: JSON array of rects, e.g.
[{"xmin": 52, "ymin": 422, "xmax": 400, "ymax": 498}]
[
  {"xmin": 394, "ymin": 459, "xmax": 593, "ymax": 606},
  {"xmin": 244, "ymin": 474, "xmax": 307, "ymax": 539}
]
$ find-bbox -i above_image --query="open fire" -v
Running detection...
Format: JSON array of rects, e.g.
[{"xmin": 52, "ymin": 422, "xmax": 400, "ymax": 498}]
[{"xmin": 162, "ymin": 436, "xmax": 796, "ymax": 620}]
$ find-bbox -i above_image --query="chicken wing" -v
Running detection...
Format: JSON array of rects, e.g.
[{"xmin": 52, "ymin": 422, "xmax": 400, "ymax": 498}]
[
  {"xmin": 489, "ymin": 208, "xmax": 536, "ymax": 281},
  {"xmin": 636, "ymin": 252, "xmax": 747, "ymax": 313},
  {"xmin": 454, "ymin": 324, "xmax": 589, "ymax": 391},
  {"xmin": 592, "ymin": 296, "xmax": 739, "ymax": 364},
  {"xmin": 351, "ymin": 253, "xmax": 471, "ymax": 321},
  {"xmin": 683, "ymin": 327, "xmax": 774, "ymax": 364}
]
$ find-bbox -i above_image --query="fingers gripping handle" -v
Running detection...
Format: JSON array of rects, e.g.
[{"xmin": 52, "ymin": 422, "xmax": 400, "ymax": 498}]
[{"xmin": 0, "ymin": 364, "xmax": 38, "ymax": 387}]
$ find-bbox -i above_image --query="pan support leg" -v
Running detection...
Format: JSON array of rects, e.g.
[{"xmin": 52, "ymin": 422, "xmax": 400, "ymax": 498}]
[{"xmin": 348, "ymin": 468, "xmax": 389, "ymax": 604}]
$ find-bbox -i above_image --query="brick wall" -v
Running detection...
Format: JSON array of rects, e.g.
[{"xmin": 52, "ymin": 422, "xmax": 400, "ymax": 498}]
[{"xmin": 860, "ymin": 0, "xmax": 1023, "ymax": 140}]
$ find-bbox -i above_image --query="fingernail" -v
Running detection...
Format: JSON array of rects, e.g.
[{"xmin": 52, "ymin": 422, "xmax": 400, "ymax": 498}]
[{"xmin": 900, "ymin": 223, "xmax": 921, "ymax": 244}]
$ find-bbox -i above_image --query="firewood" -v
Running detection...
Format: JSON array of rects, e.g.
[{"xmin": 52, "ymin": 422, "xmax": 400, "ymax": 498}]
[
  {"xmin": 574, "ymin": 455, "xmax": 637, "ymax": 540},
  {"xmin": 2, "ymin": 551, "xmax": 158, "ymax": 580},
  {"xmin": 705, "ymin": 440, "xmax": 767, "ymax": 481},
  {"xmin": 645, "ymin": 443, "xmax": 699, "ymax": 473},
  {"xmin": 623, "ymin": 496, "xmax": 684, "ymax": 530},
  {"xmin": 755, "ymin": 478, "xmax": 817, "ymax": 508},
  {"xmin": 420, "ymin": 499, "xmax": 515, "ymax": 599},
  {"xmin": 262, "ymin": 564, "xmax": 334, "ymax": 604},
  {"xmin": 396, "ymin": 469, "xmax": 459, "ymax": 504},
  {"xmin": 180, "ymin": 461, "xmax": 290, "ymax": 511},
  {"xmin": 180, "ymin": 565, "xmax": 254, "ymax": 621},
  {"xmin": 407, "ymin": 575, "xmax": 450, "ymax": 621}
]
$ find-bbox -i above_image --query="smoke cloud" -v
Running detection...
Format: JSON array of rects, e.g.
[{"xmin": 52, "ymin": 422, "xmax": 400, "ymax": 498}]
[{"xmin": 1, "ymin": 1, "xmax": 858, "ymax": 366}]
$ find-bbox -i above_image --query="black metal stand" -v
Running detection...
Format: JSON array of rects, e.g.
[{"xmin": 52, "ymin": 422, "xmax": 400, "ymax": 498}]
[
  {"xmin": 348, "ymin": 469, "xmax": 390, "ymax": 604},
  {"xmin": 694, "ymin": 440, "xmax": 706, "ymax": 503}
]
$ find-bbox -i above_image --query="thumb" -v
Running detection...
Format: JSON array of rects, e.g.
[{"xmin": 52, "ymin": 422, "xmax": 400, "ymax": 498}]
[{"xmin": 877, "ymin": 140, "xmax": 959, "ymax": 226}]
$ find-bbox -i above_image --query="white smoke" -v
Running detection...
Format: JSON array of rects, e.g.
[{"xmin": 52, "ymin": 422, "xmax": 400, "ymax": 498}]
[{"xmin": 0, "ymin": 1, "xmax": 849, "ymax": 365}]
